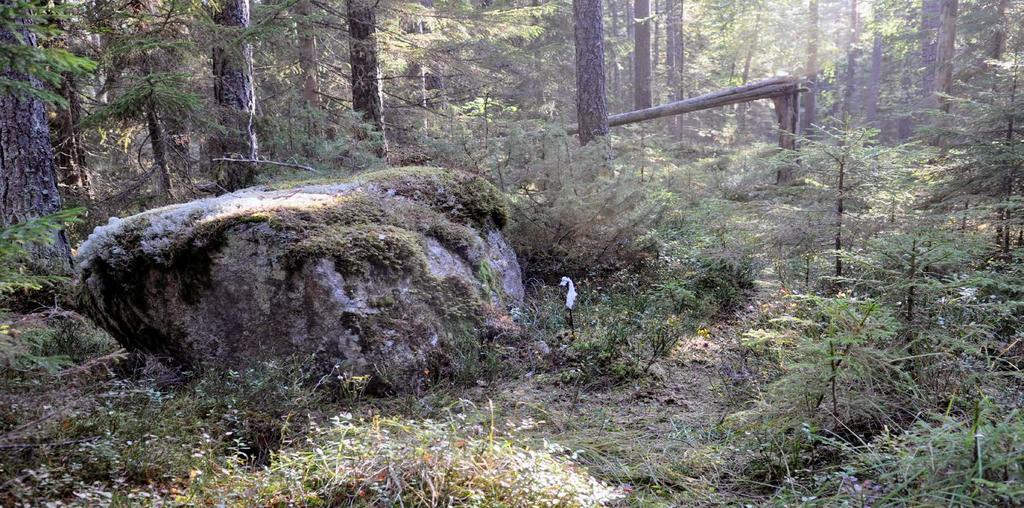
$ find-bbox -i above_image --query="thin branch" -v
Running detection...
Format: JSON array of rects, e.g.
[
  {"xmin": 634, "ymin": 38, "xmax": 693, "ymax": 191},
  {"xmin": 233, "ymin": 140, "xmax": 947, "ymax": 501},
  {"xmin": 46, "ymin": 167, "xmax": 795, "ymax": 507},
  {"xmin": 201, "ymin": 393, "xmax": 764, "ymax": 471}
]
[{"xmin": 212, "ymin": 157, "xmax": 318, "ymax": 173}]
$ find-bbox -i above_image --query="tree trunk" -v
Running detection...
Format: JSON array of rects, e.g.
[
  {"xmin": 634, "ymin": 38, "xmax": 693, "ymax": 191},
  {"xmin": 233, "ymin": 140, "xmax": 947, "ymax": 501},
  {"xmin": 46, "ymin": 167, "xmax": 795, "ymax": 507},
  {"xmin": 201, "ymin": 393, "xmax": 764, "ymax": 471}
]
[
  {"xmin": 897, "ymin": 52, "xmax": 913, "ymax": 140},
  {"xmin": 212, "ymin": 0, "xmax": 258, "ymax": 191},
  {"xmin": 53, "ymin": 73, "xmax": 92, "ymax": 199},
  {"xmin": 664, "ymin": 0, "xmax": 675, "ymax": 131},
  {"xmin": 992, "ymin": 0, "xmax": 1008, "ymax": 61},
  {"xmin": 633, "ymin": 0, "xmax": 652, "ymax": 108},
  {"xmin": 736, "ymin": 15, "xmax": 760, "ymax": 138},
  {"xmin": 841, "ymin": 0, "xmax": 859, "ymax": 120},
  {"xmin": 0, "ymin": 7, "xmax": 71, "ymax": 270},
  {"xmin": 296, "ymin": 0, "xmax": 320, "ymax": 110},
  {"xmin": 652, "ymin": 0, "xmax": 660, "ymax": 103},
  {"xmin": 773, "ymin": 91, "xmax": 799, "ymax": 184},
  {"xmin": 49, "ymin": 0, "xmax": 92, "ymax": 200},
  {"xmin": 146, "ymin": 97, "xmax": 172, "ymax": 198},
  {"xmin": 920, "ymin": 0, "xmax": 940, "ymax": 100},
  {"xmin": 835, "ymin": 158, "xmax": 845, "ymax": 278},
  {"xmin": 348, "ymin": 0, "xmax": 388, "ymax": 159},
  {"xmin": 609, "ymin": 0, "xmax": 621, "ymax": 104},
  {"xmin": 674, "ymin": 0, "xmax": 685, "ymax": 134},
  {"xmin": 933, "ymin": 0, "xmax": 957, "ymax": 114},
  {"xmin": 573, "ymin": 0, "xmax": 610, "ymax": 144},
  {"xmin": 664, "ymin": 0, "xmax": 674, "ymax": 72},
  {"xmin": 865, "ymin": 9, "xmax": 883, "ymax": 126},
  {"xmin": 800, "ymin": 0, "xmax": 818, "ymax": 135}
]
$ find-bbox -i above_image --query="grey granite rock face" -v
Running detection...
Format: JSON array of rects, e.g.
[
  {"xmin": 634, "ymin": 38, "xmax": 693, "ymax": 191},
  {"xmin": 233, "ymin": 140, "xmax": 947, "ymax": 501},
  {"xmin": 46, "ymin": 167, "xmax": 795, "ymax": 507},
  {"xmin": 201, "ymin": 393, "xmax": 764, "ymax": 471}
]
[{"xmin": 76, "ymin": 167, "xmax": 523, "ymax": 389}]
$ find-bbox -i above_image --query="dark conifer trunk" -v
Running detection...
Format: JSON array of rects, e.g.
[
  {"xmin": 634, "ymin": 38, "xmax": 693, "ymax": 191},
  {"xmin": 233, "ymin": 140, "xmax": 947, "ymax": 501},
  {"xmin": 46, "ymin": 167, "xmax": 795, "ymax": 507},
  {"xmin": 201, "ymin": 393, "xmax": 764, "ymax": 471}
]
[
  {"xmin": 348, "ymin": 0, "xmax": 388, "ymax": 159},
  {"xmin": 633, "ymin": 0, "xmax": 652, "ymax": 108},
  {"xmin": 573, "ymin": 0, "xmax": 609, "ymax": 144},
  {"xmin": 54, "ymin": 73, "xmax": 92, "ymax": 198},
  {"xmin": 146, "ymin": 98, "xmax": 172, "ymax": 198},
  {"xmin": 212, "ymin": 0, "xmax": 258, "ymax": 190},
  {"xmin": 933, "ymin": 0, "xmax": 957, "ymax": 114},
  {"xmin": 920, "ymin": 0, "xmax": 940, "ymax": 100},
  {"xmin": 296, "ymin": 0, "xmax": 320, "ymax": 110},
  {"xmin": 841, "ymin": 0, "xmax": 859, "ymax": 120},
  {"xmin": 0, "ymin": 5, "xmax": 71, "ymax": 270},
  {"xmin": 800, "ymin": 0, "xmax": 818, "ymax": 135},
  {"xmin": 865, "ymin": 8, "xmax": 883, "ymax": 126}
]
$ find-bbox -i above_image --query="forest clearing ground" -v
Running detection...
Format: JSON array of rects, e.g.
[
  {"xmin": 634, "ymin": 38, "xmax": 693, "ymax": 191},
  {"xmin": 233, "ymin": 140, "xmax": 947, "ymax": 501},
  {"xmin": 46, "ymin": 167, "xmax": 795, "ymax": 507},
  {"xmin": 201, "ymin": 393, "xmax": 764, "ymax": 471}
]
[{"xmin": 397, "ymin": 273, "xmax": 787, "ymax": 505}]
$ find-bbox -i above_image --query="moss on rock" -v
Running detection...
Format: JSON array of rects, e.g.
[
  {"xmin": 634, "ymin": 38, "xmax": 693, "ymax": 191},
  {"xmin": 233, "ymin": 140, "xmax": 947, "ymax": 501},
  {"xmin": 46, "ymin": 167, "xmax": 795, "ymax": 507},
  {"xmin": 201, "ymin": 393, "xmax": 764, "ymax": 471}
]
[{"xmin": 76, "ymin": 167, "xmax": 523, "ymax": 390}]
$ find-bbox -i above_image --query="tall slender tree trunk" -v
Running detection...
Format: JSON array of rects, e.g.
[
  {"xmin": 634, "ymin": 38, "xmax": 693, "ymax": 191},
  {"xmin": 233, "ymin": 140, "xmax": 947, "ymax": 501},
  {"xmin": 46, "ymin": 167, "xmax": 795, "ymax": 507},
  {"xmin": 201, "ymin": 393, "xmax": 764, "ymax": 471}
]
[
  {"xmin": 897, "ymin": 52, "xmax": 914, "ymax": 140},
  {"xmin": 54, "ymin": 73, "xmax": 92, "ymax": 198},
  {"xmin": 212, "ymin": 0, "xmax": 258, "ymax": 190},
  {"xmin": 146, "ymin": 97, "xmax": 172, "ymax": 199},
  {"xmin": 841, "ymin": 0, "xmax": 859, "ymax": 120},
  {"xmin": 835, "ymin": 158, "xmax": 845, "ymax": 278},
  {"xmin": 633, "ymin": 0, "xmax": 652, "ymax": 108},
  {"xmin": 0, "ymin": 4, "xmax": 71, "ymax": 270},
  {"xmin": 736, "ymin": 15, "xmax": 760, "ymax": 138},
  {"xmin": 933, "ymin": 0, "xmax": 957, "ymax": 114},
  {"xmin": 674, "ymin": 0, "xmax": 685, "ymax": 134},
  {"xmin": 49, "ymin": 0, "xmax": 92, "ymax": 200},
  {"xmin": 920, "ymin": 0, "xmax": 940, "ymax": 100},
  {"xmin": 664, "ymin": 0, "xmax": 674, "ymax": 72},
  {"xmin": 609, "ymin": 0, "xmax": 621, "ymax": 105},
  {"xmin": 992, "ymin": 0, "xmax": 1008, "ymax": 61},
  {"xmin": 865, "ymin": 7, "xmax": 883, "ymax": 127},
  {"xmin": 348, "ymin": 0, "xmax": 388, "ymax": 159},
  {"xmin": 573, "ymin": 0, "xmax": 609, "ymax": 144},
  {"xmin": 626, "ymin": 0, "xmax": 634, "ymax": 105},
  {"xmin": 999, "ymin": 59, "xmax": 1017, "ymax": 257},
  {"xmin": 296, "ymin": 0, "xmax": 320, "ymax": 110},
  {"xmin": 800, "ymin": 0, "xmax": 819, "ymax": 135}
]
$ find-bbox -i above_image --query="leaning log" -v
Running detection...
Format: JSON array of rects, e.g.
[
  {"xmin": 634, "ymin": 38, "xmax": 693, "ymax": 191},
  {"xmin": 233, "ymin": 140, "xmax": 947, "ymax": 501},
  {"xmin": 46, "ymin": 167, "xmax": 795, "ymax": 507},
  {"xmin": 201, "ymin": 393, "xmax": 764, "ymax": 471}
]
[{"xmin": 568, "ymin": 76, "xmax": 801, "ymax": 134}]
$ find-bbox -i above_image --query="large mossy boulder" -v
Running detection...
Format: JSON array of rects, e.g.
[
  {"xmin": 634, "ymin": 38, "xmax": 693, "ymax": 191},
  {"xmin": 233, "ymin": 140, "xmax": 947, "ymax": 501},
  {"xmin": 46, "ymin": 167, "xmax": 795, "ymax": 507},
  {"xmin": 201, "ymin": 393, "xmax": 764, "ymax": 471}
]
[{"xmin": 76, "ymin": 167, "xmax": 524, "ymax": 389}]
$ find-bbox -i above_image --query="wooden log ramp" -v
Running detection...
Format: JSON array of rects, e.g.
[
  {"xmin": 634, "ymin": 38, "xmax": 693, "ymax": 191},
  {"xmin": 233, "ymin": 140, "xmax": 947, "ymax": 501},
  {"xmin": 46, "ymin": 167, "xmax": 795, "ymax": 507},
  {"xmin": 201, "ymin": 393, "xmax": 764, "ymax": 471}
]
[{"xmin": 570, "ymin": 76, "xmax": 802, "ymax": 149}]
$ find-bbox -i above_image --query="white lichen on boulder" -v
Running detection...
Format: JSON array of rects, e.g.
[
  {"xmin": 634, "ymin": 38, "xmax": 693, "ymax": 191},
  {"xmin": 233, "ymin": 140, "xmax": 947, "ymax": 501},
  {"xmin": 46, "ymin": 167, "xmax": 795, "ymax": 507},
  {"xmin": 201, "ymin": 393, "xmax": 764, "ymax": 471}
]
[{"xmin": 76, "ymin": 167, "xmax": 523, "ymax": 389}]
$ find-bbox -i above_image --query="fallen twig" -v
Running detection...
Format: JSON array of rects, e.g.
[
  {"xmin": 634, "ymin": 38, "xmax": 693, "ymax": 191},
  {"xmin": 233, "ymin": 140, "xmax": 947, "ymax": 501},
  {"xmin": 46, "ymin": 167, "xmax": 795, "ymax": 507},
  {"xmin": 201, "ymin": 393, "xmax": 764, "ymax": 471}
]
[{"xmin": 212, "ymin": 157, "xmax": 318, "ymax": 173}]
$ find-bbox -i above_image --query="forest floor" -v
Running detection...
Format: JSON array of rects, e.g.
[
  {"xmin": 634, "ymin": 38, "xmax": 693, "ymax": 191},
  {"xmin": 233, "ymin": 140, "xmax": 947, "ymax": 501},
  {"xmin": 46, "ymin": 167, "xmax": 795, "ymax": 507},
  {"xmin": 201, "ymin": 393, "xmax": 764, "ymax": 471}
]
[
  {"xmin": 1, "ymin": 189, "xmax": 791, "ymax": 505},
  {"xmin": 0, "ymin": 272, "xmax": 786, "ymax": 506}
]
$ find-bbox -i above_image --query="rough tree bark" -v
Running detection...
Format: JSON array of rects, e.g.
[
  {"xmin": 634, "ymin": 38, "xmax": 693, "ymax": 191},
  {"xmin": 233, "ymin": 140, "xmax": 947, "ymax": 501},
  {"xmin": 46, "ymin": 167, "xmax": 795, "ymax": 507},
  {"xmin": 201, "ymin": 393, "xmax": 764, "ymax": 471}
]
[
  {"xmin": 348, "ymin": 0, "xmax": 388, "ymax": 159},
  {"xmin": 736, "ymin": 14, "xmax": 761, "ymax": 137},
  {"xmin": 992, "ymin": 0, "xmax": 1008, "ymax": 61},
  {"xmin": 865, "ymin": 7, "xmax": 883, "ymax": 126},
  {"xmin": 146, "ymin": 98, "xmax": 172, "ymax": 198},
  {"xmin": 920, "ymin": 0, "xmax": 940, "ymax": 99},
  {"xmin": 799, "ymin": 0, "xmax": 818, "ymax": 135},
  {"xmin": 674, "ymin": 0, "xmax": 685, "ymax": 134},
  {"xmin": 0, "ymin": 4, "xmax": 71, "ymax": 270},
  {"xmin": 841, "ymin": 0, "xmax": 859, "ymax": 120},
  {"xmin": 773, "ymin": 91, "xmax": 800, "ymax": 184},
  {"xmin": 664, "ymin": 0, "xmax": 676, "ymax": 131},
  {"xmin": 54, "ymin": 73, "xmax": 92, "ymax": 198},
  {"xmin": 932, "ymin": 0, "xmax": 957, "ymax": 113},
  {"xmin": 212, "ymin": 0, "xmax": 258, "ymax": 191},
  {"xmin": 296, "ymin": 0, "xmax": 320, "ymax": 110},
  {"xmin": 633, "ymin": 0, "xmax": 652, "ymax": 108},
  {"xmin": 50, "ymin": 0, "xmax": 92, "ymax": 199},
  {"xmin": 609, "ymin": 0, "xmax": 622, "ymax": 102},
  {"xmin": 573, "ymin": 0, "xmax": 609, "ymax": 144}
]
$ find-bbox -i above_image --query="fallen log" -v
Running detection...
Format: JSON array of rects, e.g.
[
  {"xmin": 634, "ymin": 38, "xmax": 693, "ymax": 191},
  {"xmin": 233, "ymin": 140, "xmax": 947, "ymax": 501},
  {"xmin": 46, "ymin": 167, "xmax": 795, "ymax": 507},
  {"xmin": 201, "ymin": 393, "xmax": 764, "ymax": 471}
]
[{"xmin": 568, "ymin": 76, "xmax": 802, "ymax": 139}]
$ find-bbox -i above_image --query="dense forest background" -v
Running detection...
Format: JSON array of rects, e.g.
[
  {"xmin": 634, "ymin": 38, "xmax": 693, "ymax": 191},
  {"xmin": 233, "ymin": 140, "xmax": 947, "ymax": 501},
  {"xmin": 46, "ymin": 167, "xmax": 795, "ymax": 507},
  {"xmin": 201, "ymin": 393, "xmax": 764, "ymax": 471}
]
[{"xmin": 1, "ymin": 0, "xmax": 1023, "ymax": 504}]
